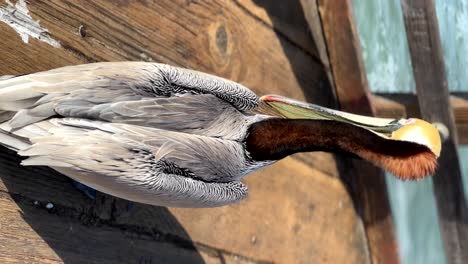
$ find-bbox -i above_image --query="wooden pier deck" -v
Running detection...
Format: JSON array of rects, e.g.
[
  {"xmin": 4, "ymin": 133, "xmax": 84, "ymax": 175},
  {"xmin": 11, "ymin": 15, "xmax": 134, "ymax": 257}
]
[{"xmin": 0, "ymin": 1, "xmax": 372, "ymax": 263}]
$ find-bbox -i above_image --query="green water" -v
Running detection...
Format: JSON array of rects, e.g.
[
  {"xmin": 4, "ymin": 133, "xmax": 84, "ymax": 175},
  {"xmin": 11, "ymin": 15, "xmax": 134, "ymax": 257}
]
[{"xmin": 352, "ymin": 0, "xmax": 468, "ymax": 263}]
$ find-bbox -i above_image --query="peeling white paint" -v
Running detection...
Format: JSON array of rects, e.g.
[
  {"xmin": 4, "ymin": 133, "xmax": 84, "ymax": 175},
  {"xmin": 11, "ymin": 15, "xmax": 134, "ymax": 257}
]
[{"xmin": 0, "ymin": 0, "xmax": 61, "ymax": 47}]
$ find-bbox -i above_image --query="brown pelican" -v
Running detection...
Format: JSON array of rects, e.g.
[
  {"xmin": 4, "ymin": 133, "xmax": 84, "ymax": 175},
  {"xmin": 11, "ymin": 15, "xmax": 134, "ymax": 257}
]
[{"xmin": 0, "ymin": 62, "xmax": 441, "ymax": 207}]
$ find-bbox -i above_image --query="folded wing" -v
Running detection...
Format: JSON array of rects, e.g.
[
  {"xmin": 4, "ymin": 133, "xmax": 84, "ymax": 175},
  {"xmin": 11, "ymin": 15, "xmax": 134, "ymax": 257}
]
[
  {"xmin": 17, "ymin": 118, "xmax": 249, "ymax": 207},
  {"xmin": 0, "ymin": 62, "xmax": 259, "ymax": 129}
]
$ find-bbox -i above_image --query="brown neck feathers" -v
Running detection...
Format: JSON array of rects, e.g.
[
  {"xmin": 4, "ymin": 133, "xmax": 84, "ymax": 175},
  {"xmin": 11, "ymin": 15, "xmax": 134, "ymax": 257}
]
[{"xmin": 245, "ymin": 118, "xmax": 437, "ymax": 180}]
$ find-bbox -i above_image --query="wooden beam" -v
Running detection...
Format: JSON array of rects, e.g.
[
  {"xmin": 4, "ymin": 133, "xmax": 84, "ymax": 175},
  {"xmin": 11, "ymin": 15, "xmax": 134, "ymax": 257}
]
[
  {"xmin": 236, "ymin": 0, "xmax": 321, "ymax": 57},
  {"xmin": 298, "ymin": 0, "xmax": 335, "ymax": 91},
  {"xmin": 400, "ymin": 1, "xmax": 468, "ymax": 263},
  {"xmin": 373, "ymin": 93, "xmax": 468, "ymax": 144},
  {"xmin": 314, "ymin": 1, "xmax": 399, "ymax": 263},
  {"xmin": 0, "ymin": 195, "xmax": 224, "ymax": 264}
]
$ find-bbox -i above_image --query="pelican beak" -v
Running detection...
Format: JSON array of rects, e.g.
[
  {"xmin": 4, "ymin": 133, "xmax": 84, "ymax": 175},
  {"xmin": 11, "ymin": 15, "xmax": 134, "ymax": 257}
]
[{"xmin": 260, "ymin": 95, "xmax": 441, "ymax": 157}]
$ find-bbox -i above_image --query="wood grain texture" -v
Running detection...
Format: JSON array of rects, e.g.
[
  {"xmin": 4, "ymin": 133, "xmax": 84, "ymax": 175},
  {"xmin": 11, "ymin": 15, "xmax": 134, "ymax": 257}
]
[
  {"xmin": 317, "ymin": 1, "xmax": 399, "ymax": 263},
  {"xmin": 235, "ymin": 0, "xmax": 319, "ymax": 57},
  {"xmin": 0, "ymin": 0, "xmax": 369, "ymax": 263},
  {"xmin": 372, "ymin": 94, "xmax": 407, "ymax": 118},
  {"xmin": 236, "ymin": 0, "xmax": 334, "ymax": 92},
  {"xmin": 401, "ymin": 1, "xmax": 468, "ymax": 263},
  {"xmin": 299, "ymin": 0, "xmax": 335, "ymax": 91},
  {"xmin": 0, "ymin": 195, "xmax": 241, "ymax": 264}
]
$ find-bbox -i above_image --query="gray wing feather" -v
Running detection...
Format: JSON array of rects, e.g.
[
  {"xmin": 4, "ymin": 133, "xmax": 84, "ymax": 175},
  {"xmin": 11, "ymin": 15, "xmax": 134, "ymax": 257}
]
[
  {"xmin": 57, "ymin": 94, "xmax": 226, "ymax": 127},
  {"xmin": 0, "ymin": 62, "xmax": 258, "ymax": 129},
  {"xmin": 156, "ymin": 64, "xmax": 258, "ymax": 110},
  {"xmin": 17, "ymin": 118, "xmax": 249, "ymax": 207},
  {"xmin": 53, "ymin": 94, "xmax": 252, "ymax": 140}
]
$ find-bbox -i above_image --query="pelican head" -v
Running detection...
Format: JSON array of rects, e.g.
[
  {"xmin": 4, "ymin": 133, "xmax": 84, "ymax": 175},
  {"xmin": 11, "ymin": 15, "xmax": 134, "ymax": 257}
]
[{"xmin": 249, "ymin": 95, "xmax": 442, "ymax": 180}]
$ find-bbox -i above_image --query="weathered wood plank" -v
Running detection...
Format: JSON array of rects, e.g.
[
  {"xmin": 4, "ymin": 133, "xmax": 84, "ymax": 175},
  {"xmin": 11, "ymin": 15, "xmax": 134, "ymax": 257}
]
[
  {"xmin": 0, "ymin": 194, "xmax": 234, "ymax": 264},
  {"xmin": 236, "ymin": 0, "xmax": 333, "ymax": 89},
  {"xmin": 317, "ymin": 0, "xmax": 399, "ymax": 263},
  {"xmin": 0, "ymin": 0, "xmax": 369, "ymax": 262},
  {"xmin": 372, "ymin": 94, "xmax": 407, "ymax": 118},
  {"xmin": 235, "ymin": 0, "xmax": 319, "ymax": 57},
  {"xmin": 299, "ymin": 0, "xmax": 335, "ymax": 90},
  {"xmin": 400, "ymin": 1, "xmax": 468, "ymax": 263},
  {"xmin": 235, "ymin": 0, "xmax": 336, "ymax": 107}
]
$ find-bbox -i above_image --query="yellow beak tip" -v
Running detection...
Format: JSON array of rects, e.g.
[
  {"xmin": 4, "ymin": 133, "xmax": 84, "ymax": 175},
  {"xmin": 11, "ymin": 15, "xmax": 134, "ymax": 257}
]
[{"xmin": 392, "ymin": 118, "xmax": 442, "ymax": 157}]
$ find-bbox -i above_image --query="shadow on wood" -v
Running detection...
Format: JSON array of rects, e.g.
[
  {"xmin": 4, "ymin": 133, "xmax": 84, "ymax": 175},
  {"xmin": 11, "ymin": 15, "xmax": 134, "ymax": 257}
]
[
  {"xmin": 251, "ymin": 0, "xmax": 336, "ymax": 108},
  {"xmin": 245, "ymin": 0, "xmax": 342, "ymax": 179},
  {"xmin": 0, "ymin": 147, "xmax": 207, "ymax": 264}
]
